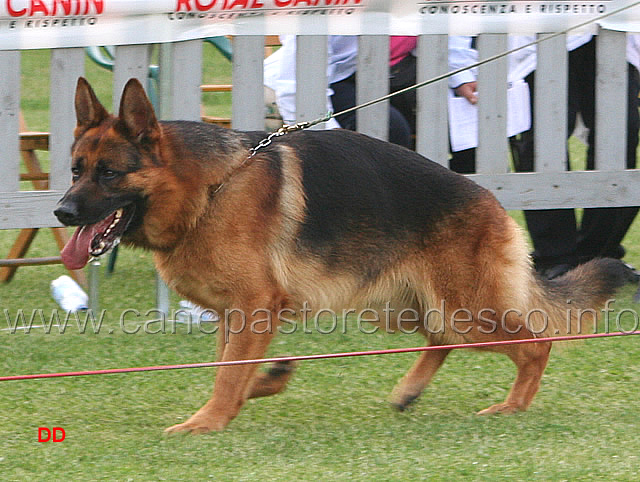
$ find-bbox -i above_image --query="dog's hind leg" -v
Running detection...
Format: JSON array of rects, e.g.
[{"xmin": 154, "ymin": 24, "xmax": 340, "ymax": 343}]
[
  {"xmin": 389, "ymin": 347, "xmax": 451, "ymax": 411},
  {"xmin": 477, "ymin": 340, "xmax": 551, "ymax": 415},
  {"xmin": 246, "ymin": 360, "xmax": 297, "ymax": 399}
]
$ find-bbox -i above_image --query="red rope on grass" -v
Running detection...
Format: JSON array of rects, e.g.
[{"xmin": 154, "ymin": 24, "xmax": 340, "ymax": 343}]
[{"xmin": 2, "ymin": 331, "xmax": 639, "ymax": 382}]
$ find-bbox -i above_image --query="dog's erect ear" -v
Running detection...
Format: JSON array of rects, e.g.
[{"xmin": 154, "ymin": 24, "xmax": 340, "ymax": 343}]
[
  {"xmin": 75, "ymin": 77, "xmax": 109, "ymax": 131},
  {"xmin": 117, "ymin": 78, "xmax": 160, "ymax": 144}
]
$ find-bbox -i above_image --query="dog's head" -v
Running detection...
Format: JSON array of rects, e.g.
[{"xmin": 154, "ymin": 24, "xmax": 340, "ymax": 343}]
[{"xmin": 55, "ymin": 77, "xmax": 160, "ymax": 270}]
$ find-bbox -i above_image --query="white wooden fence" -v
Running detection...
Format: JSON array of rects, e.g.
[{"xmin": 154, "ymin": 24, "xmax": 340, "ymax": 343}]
[{"xmin": 0, "ymin": 30, "xmax": 638, "ymax": 304}]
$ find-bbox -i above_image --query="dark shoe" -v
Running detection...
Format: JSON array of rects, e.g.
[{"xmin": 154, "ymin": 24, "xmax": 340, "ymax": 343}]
[
  {"xmin": 621, "ymin": 261, "xmax": 640, "ymax": 282},
  {"xmin": 578, "ymin": 245, "xmax": 626, "ymax": 264},
  {"xmin": 531, "ymin": 252, "xmax": 577, "ymax": 280},
  {"xmin": 606, "ymin": 245, "xmax": 626, "ymax": 260}
]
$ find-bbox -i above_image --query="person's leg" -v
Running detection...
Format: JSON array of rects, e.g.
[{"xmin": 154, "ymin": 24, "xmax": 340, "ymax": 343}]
[
  {"xmin": 449, "ymin": 148, "xmax": 476, "ymax": 174},
  {"xmin": 330, "ymin": 74, "xmax": 357, "ymax": 131},
  {"xmin": 388, "ymin": 105, "xmax": 412, "ymax": 149},
  {"xmin": 512, "ymin": 72, "xmax": 578, "ymax": 276},
  {"xmin": 389, "ymin": 54, "xmax": 417, "ymax": 136},
  {"xmin": 331, "ymin": 74, "xmax": 412, "ymax": 149},
  {"xmin": 576, "ymin": 43, "xmax": 640, "ymax": 261}
]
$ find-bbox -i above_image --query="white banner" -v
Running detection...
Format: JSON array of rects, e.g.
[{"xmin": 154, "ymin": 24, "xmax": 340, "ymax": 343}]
[{"xmin": 1, "ymin": 0, "xmax": 639, "ymax": 50}]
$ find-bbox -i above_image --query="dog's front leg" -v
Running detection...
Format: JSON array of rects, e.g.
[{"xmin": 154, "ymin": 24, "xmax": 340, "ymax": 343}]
[{"xmin": 165, "ymin": 300, "xmax": 278, "ymax": 434}]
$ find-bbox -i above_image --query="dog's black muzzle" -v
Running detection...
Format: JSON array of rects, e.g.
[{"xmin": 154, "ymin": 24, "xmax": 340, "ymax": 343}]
[{"xmin": 54, "ymin": 197, "xmax": 81, "ymax": 226}]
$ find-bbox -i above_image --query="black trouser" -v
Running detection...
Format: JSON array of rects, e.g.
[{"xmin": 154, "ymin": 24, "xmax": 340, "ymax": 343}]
[
  {"xmin": 511, "ymin": 38, "xmax": 640, "ymax": 266},
  {"xmin": 449, "ymin": 148, "xmax": 477, "ymax": 174},
  {"xmin": 389, "ymin": 54, "xmax": 417, "ymax": 136},
  {"xmin": 330, "ymin": 69, "xmax": 413, "ymax": 149}
]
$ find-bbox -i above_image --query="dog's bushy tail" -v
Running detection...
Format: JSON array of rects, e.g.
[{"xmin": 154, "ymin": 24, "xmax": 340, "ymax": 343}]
[{"xmin": 527, "ymin": 258, "xmax": 638, "ymax": 337}]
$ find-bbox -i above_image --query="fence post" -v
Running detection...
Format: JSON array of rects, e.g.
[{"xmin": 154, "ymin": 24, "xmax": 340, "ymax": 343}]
[
  {"xmin": 534, "ymin": 33, "xmax": 568, "ymax": 173},
  {"xmin": 232, "ymin": 36, "xmax": 265, "ymax": 131},
  {"xmin": 595, "ymin": 28, "xmax": 628, "ymax": 171},
  {"xmin": 0, "ymin": 51, "xmax": 21, "ymax": 193},
  {"xmin": 416, "ymin": 34, "xmax": 449, "ymax": 165},
  {"xmin": 357, "ymin": 35, "xmax": 389, "ymax": 141},
  {"xmin": 296, "ymin": 35, "xmax": 328, "ymax": 129},
  {"xmin": 102, "ymin": 44, "xmax": 154, "ymax": 312},
  {"xmin": 49, "ymin": 48, "xmax": 85, "ymax": 191},
  {"xmin": 476, "ymin": 34, "xmax": 509, "ymax": 174},
  {"xmin": 113, "ymin": 45, "xmax": 152, "ymax": 108}
]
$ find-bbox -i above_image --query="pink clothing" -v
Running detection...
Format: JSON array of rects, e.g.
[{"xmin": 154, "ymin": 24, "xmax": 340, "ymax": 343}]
[{"xmin": 390, "ymin": 36, "xmax": 417, "ymax": 66}]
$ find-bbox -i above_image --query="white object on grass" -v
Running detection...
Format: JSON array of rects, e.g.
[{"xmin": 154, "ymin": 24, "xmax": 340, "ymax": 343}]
[{"xmin": 50, "ymin": 275, "xmax": 89, "ymax": 313}]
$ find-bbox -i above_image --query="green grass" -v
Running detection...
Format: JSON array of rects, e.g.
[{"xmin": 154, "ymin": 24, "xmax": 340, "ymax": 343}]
[{"xmin": 2, "ymin": 49, "xmax": 640, "ymax": 481}]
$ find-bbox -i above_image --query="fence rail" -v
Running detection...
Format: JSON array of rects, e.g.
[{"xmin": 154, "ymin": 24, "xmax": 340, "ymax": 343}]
[{"xmin": 0, "ymin": 29, "xmax": 637, "ymax": 235}]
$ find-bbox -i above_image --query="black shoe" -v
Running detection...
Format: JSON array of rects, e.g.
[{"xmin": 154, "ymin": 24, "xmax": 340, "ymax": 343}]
[
  {"xmin": 531, "ymin": 252, "xmax": 577, "ymax": 280},
  {"xmin": 579, "ymin": 245, "xmax": 626, "ymax": 263},
  {"xmin": 621, "ymin": 261, "xmax": 640, "ymax": 282},
  {"xmin": 606, "ymin": 245, "xmax": 626, "ymax": 260}
]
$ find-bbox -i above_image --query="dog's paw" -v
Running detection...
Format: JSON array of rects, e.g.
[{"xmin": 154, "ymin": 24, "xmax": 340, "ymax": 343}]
[
  {"xmin": 476, "ymin": 402, "xmax": 521, "ymax": 416},
  {"xmin": 164, "ymin": 416, "xmax": 226, "ymax": 435},
  {"xmin": 390, "ymin": 393, "xmax": 420, "ymax": 412},
  {"xmin": 247, "ymin": 359, "xmax": 298, "ymax": 399},
  {"xmin": 266, "ymin": 359, "xmax": 297, "ymax": 377}
]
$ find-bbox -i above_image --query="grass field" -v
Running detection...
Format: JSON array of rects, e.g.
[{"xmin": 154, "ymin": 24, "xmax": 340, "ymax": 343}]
[{"xmin": 2, "ymin": 47, "xmax": 640, "ymax": 480}]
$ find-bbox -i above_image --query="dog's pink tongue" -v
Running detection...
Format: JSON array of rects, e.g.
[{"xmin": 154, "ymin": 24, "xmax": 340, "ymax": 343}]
[{"xmin": 61, "ymin": 225, "xmax": 95, "ymax": 270}]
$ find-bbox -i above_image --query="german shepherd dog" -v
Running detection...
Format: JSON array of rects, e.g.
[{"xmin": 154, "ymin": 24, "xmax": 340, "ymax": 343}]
[{"xmin": 55, "ymin": 78, "xmax": 634, "ymax": 434}]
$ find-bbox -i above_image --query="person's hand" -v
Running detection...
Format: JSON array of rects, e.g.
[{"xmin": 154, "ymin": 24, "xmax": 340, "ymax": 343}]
[{"xmin": 454, "ymin": 81, "xmax": 478, "ymax": 105}]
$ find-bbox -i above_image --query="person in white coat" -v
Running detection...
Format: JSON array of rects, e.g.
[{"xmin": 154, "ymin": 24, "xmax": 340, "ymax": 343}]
[
  {"xmin": 510, "ymin": 34, "xmax": 640, "ymax": 279},
  {"xmin": 264, "ymin": 35, "xmax": 412, "ymax": 148},
  {"xmin": 446, "ymin": 33, "xmax": 640, "ymax": 278},
  {"xmin": 446, "ymin": 35, "xmax": 536, "ymax": 173}
]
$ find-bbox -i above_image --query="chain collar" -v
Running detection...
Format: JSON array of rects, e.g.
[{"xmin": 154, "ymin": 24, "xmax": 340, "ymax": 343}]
[{"xmin": 212, "ymin": 112, "xmax": 333, "ymax": 196}]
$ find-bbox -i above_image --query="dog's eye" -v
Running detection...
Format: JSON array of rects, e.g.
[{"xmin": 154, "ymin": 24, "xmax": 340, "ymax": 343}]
[
  {"xmin": 71, "ymin": 167, "xmax": 80, "ymax": 181},
  {"xmin": 101, "ymin": 169, "xmax": 119, "ymax": 180}
]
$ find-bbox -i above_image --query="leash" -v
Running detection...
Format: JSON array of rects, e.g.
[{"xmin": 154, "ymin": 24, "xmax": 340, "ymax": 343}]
[
  {"xmin": 2, "ymin": 330, "xmax": 640, "ymax": 381},
  {"xmin": 216, "ymin": 1, "xmax": 640, "ymax": 194},
  {"xmin": 212, "ymin": 112, "xmax": 333, "ymax": 195},
  {"xmin": 332, "ymin": 0, "xmax": 640, "ymax": 121}
]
